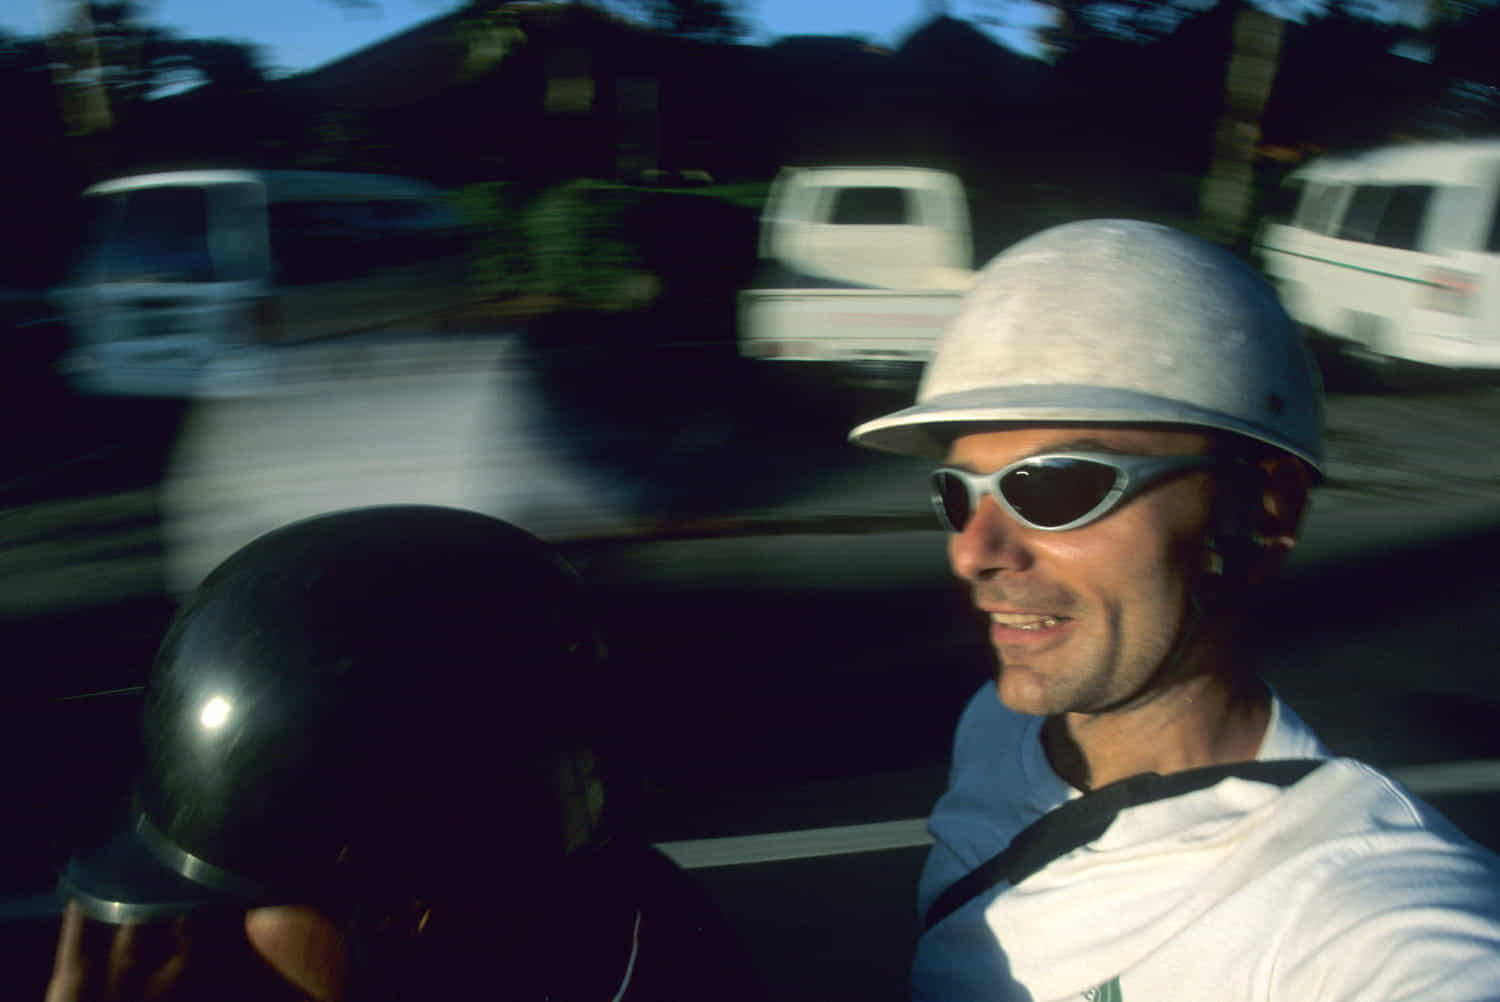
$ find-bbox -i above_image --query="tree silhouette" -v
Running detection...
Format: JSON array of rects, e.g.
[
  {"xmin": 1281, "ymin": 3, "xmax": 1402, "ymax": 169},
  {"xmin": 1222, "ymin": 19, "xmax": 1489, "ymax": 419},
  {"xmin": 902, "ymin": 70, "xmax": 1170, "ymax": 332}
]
[
  {"xmin": 611, "ymin": 0, "xmax": 749, "ymax": 42},
  {"xmin": 40, "ymin": 0, "xmax": 268, "ymax": 137}
]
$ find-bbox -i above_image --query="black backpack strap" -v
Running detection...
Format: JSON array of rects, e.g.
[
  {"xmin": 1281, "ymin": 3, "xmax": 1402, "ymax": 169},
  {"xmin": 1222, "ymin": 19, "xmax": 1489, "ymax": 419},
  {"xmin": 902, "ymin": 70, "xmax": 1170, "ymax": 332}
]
[{"xmin": 922, "ymin": 758, "xmax": 1323, "ymax": 932}]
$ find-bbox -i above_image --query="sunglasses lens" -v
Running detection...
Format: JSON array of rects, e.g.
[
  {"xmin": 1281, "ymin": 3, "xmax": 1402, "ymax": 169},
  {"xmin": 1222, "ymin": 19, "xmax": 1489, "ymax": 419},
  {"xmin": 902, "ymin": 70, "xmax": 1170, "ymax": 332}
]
[
  {"xmin": 931, "ymin": 470, "xmax": 973, "ymax": 531},
  {"xmin": 1000, "ymin": 459, "xmax": 1119, "ymax": 528}
]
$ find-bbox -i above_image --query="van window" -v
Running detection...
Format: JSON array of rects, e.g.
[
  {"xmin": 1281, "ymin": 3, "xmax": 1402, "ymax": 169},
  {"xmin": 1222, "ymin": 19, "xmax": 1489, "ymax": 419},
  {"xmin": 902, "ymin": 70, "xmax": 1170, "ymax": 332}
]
[
  {"xmin": 210, "ymin": 184, "xmax": 271, "ymax": 281},
  {"xmin": 1335, "ymin": 184, "xmax": 1433, "ymax": 250},
  {"xmin": 377, "ymin": 199, "xmax": 465, "ymax": 260},
  {"xmin": 1295, "ymin": 182, "xmax": 1345, "ymax": 234},
  {"xmin": 269, "ymin": 199, "xmax": 457, "ymax": 285},
  {"xmin": 1262, "ymin": 178, "xmax": 1303, "ymax": 226},
  {"xmin": 1337, "ymin": 185, "xmax": 1389, "ymax": 244},
  {"xmin": 78, "ymin": 186, "xmax": 216, "ymax": 283},
  {"xmin": 1371, "ymin": 185, "xmax": 1432, "ymax": 250},
  {"xmin": 828, "ymin": 187, "xmax": 910, "ymax": 225}
]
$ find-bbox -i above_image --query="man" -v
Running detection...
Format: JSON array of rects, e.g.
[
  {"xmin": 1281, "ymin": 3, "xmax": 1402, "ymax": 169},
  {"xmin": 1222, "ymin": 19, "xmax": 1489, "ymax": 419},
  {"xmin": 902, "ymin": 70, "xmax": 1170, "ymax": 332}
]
[
  {"xmin": 45, "ymin": 505, "xmax": 759, "ymax": 1002},
  {"xmin": 849, "ymin": 219, "xmax": 1500, "ymax": 1000}
]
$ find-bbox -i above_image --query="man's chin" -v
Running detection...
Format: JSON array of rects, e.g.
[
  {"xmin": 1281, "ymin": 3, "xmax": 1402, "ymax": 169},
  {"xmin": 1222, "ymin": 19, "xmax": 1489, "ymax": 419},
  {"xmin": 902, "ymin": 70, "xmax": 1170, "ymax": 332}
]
[{"xmin": 994, "ymin": 666, "xmax": 1061, "ymax": 719}]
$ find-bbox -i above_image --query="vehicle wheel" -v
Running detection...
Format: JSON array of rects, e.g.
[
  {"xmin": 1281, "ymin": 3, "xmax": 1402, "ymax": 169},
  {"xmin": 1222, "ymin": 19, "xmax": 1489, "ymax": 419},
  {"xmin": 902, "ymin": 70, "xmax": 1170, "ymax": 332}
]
[
  {"xmin": 1363, "ymin": 324, "xmax": 1437, "ymax": 392},
  {"xmin": 1344, "ymin": 313, "xmax": 1419, "ymax": 391},
  {"xmin": 1302, "ymin": 332, "xmax": 1361, "ymax": 393},
  {"xmin": 1364, "ymin": 355, "xmax": 1411, "ymax": 390}
]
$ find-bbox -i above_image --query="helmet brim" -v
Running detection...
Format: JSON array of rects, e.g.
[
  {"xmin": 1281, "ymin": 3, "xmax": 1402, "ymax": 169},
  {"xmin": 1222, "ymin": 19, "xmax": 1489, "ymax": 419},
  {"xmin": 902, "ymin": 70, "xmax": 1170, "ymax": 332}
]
[
  {"xmin": 59, "ymin": 815, "xmax": 267, "ymax": 925},
  {"xmin": 849, "ymin": 384, "xmax": 1324, "ymax": 476}
]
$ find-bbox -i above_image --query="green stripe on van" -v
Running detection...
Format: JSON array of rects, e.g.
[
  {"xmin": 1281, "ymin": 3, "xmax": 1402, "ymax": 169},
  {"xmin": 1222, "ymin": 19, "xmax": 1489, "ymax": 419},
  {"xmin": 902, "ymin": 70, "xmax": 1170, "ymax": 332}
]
[{"xmin": 1256, "ymin": 246, "xmax": 1438, "ymax": 287}]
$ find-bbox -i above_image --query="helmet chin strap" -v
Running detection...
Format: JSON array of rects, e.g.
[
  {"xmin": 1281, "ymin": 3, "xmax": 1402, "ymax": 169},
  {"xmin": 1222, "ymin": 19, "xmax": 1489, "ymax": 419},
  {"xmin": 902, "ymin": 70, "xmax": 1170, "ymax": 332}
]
[
  {"xmin": 1161, "ymin": 494, "xmax": 1250, "ymax": 669},
  {"xmin": 1152, "ymin": 497, "xmax": 1263, "ymax": 691}
]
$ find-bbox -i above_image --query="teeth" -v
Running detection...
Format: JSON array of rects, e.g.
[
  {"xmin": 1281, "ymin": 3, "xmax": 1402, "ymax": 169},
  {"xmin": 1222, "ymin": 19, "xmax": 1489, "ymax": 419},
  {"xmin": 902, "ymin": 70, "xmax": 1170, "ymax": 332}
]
[{"xmin": 992, "ymin": 614, "xmax": 1062, "ymax": 631}]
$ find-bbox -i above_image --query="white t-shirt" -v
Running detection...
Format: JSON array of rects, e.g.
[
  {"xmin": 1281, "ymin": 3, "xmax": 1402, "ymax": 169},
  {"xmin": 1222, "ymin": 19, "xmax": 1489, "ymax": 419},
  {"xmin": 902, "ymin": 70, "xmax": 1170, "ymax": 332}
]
[{"xmin": 914, "ymin": 683, "xmax": 1500, "ymax": 1001}]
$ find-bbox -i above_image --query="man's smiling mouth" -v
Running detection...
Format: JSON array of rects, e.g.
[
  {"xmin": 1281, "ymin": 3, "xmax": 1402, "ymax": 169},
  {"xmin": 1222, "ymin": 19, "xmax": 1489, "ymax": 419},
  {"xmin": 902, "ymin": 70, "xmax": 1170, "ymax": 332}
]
[{"xmin": 990, "ymin": 613, "xmax": 1068, "ymax": 631}]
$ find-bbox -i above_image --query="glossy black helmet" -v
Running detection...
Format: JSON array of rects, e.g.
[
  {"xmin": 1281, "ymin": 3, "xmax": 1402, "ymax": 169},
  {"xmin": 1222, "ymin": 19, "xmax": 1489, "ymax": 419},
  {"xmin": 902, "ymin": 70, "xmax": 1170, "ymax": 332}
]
[{"xmin": 62, "ymin": 505, "xmax": 609, "ymax": 923}]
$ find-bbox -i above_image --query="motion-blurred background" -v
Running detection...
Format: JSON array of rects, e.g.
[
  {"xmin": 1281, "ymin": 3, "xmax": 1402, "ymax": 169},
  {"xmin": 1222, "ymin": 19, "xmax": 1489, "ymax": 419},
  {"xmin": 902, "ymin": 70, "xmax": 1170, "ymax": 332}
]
[{"xmin": 5, "ymin": 1, "xmax": 1500, "ymax": 998}]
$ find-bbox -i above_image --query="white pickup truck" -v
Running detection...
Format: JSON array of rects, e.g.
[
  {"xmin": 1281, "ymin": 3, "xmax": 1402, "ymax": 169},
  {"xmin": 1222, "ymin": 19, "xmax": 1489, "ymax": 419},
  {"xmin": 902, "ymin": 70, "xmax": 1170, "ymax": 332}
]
[{"xmin": 737, "ymin": 167, "xmax": 974, "ymax": 381}]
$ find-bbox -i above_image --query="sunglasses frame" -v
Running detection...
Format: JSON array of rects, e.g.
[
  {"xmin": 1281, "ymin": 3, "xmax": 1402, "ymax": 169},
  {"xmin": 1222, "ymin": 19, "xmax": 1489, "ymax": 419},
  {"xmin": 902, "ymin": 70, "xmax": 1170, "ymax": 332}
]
[{"xmin": 930, "ymin": 451, "xmax": 1223, "ymax": 533}]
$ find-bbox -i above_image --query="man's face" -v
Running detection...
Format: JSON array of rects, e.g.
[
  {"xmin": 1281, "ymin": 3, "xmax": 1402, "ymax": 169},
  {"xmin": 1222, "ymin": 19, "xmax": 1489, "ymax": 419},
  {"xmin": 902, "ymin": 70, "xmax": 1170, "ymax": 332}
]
[{"xmin": 944, "ymin": 425, "xmax": 1218, "ymax": 718}]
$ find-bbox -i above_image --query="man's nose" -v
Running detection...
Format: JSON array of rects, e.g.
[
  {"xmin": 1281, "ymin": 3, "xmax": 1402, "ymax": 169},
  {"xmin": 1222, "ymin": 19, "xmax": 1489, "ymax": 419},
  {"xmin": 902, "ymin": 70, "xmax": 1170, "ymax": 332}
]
[{"xmin": 947, "ymin": 493, "xmax": 1035, "ymax": 581}]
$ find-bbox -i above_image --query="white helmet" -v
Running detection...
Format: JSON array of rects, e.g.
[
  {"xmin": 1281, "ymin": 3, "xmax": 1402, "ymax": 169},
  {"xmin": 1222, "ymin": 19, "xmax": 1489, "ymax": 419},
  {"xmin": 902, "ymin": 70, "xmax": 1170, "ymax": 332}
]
[{"xmin": 849, "ymin": 219, "xmax": 1324, "ymax": 475}]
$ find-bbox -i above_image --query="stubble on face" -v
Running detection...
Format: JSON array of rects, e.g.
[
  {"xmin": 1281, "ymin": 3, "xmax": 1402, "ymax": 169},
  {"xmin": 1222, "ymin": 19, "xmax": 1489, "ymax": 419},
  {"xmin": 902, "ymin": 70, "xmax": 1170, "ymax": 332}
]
[
  {"xmin": 944, "ymin": 427, "xmax": 1215, "ymax": 722},
  {"xmin": 980, "ymin": 530, "xmax": 1198, "ymax": 719}
]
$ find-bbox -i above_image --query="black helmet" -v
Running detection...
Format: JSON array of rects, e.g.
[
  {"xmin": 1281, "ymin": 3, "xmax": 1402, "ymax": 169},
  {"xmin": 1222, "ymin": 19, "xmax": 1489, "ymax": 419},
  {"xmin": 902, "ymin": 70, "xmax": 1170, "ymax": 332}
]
[{"xmin": 61, "ymin": 505, "xmax": 610, "ymax": 924}]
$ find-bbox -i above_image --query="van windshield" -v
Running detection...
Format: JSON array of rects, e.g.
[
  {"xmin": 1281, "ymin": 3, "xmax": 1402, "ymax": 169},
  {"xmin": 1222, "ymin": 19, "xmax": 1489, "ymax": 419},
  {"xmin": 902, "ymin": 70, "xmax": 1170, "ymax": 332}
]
[{"xmin": 75, "ymin": 185, "xmax": 218, "ymax": 283}]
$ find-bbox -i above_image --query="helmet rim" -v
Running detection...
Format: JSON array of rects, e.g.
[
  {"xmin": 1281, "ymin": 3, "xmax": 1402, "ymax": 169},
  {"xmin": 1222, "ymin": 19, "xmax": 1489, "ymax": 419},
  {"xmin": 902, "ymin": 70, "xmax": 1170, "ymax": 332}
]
[{"xmin": 850, "ymin": 383, "xmax": 1324, "ymax": 474}]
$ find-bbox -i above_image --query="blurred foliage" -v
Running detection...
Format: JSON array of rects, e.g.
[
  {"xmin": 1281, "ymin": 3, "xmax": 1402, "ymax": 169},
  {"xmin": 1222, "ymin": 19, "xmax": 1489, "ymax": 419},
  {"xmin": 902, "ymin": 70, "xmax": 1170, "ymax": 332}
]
[
  {"xmin": 1, "ymin": 2, "xmax": 273, "ymax": 288},
  {"xmin": 606, "ymin": 0, "xmax": 750, "ymax": 41},
  {"xmin": 1260, "ymin": 0, "xmax": 1445, "ymax": 150},
  {"xmin": 647, "ymin": 182, "xmax": 772, "ymax": 211},
  {"xmin": 44, "ymin": 0, "xmax": 268, "ymax": 134},
  {"xmin": 448, "ymin": 178, "xmax": 767, "ymax": 310},
  {"xmin": 446, "ymin": 182, "xmax": 531, "ymax": 300},
  {"xmin": 524, "ymin": 179, "xmax": 646, "ymax": 307},
  {"xmin": 456, "ymin": 5, "xmax": 528, "ymax": 77},
  {"xmin": 1427, "ymin": 0, "xmax": 1500, "ymax": 88}
]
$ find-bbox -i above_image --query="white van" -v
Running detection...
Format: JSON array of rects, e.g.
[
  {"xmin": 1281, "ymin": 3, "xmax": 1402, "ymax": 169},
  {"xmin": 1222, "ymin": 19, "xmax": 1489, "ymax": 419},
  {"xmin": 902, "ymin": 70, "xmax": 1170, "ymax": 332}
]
[
  {"xmin": 1255, "ymin": 140, "xmax": 1500, "ymax": 379},
  {"xmin": 53, "ymin": 169, "xmax": 467, "ymax": 397}
]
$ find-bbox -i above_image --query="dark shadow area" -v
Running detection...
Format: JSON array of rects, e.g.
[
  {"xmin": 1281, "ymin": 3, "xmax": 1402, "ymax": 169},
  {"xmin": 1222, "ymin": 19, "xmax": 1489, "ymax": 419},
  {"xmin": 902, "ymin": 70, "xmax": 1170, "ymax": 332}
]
[
  {"xmin": 1311, "ymin": 341, "xmax": 1500, "ymax": 396},
  {"xmin": 520, "ymin": 308, "xmax": 870, "ymax": 522},
  {"xmin": 0, "ymin": 691, "xmax": 142, "ymax": 891},
  {"xmin": 0, "ymin": 686, "xmax": 146, "ymax": 1000},
  {"xmin": 1260, "ymin": 517, "xmax": 1500, "ymax": 774},
  {"xmin": 0, "ymin": 387, "xmax": 188, "ymax": 509},
  {"xmin": 1, "ymin": 292, "xmax": 70, "ymax": 402},
  {"xmin": 694, "ymin": 847, "xmax": 931, "ymax": 1002}
]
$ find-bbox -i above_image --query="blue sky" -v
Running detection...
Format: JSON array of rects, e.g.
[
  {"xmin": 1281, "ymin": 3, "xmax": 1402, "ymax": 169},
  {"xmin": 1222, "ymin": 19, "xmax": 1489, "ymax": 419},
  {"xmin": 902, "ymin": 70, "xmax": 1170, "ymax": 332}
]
[{"xmin": 0, "ymin": 1, "xmax": 1038, "ymax": 76}]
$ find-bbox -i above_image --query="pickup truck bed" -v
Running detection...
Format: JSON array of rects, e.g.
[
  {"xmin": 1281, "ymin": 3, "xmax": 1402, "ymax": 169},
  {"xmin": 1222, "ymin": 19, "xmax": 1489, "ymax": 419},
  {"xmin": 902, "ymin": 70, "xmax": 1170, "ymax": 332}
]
[{"xmin": 738, "ymin": 286, "xmax": 962, "ymax": 366}]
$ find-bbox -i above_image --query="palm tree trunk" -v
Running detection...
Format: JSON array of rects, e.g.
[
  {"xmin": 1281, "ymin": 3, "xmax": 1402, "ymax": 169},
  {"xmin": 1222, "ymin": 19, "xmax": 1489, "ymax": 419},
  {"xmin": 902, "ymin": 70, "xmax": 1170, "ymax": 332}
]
[{"xmin": 1199, "ymin": 1, "xmax": 1285, "ymax": 251}]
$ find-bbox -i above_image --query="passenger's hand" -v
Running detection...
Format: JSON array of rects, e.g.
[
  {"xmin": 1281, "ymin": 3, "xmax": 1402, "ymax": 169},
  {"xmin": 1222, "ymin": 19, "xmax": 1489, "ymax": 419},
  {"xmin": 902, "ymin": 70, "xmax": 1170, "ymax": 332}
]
[
  {"xmin": 44, "ymin": 902, "xmax": 190, "ymax": 1002},
  {"xmin": 43, "ymin": 901, "xmax": 348, "ymax": 1002}
]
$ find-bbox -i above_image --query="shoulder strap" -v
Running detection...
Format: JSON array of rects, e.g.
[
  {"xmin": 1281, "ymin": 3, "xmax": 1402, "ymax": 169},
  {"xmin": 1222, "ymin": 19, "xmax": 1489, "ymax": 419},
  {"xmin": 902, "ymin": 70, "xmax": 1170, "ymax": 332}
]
[{"xmin": 922, "ymin": 758, "xmax": 1322, "ymax": 932}]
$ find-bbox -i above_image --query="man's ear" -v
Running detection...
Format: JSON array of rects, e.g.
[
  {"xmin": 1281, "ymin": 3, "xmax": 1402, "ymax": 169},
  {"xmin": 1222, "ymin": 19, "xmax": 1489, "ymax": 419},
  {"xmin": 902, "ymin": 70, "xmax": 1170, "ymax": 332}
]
[{"xmin": 1245, "ymin": 453, "xmax": 1312, "ymax": 582}]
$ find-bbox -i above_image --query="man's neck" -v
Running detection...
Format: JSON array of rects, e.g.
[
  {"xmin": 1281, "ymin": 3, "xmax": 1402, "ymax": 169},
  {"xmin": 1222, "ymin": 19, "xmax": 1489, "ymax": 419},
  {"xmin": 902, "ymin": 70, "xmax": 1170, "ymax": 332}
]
[{"xmin": 1043, "ymin": 673, "xmax": 1272, "ymax": 791}]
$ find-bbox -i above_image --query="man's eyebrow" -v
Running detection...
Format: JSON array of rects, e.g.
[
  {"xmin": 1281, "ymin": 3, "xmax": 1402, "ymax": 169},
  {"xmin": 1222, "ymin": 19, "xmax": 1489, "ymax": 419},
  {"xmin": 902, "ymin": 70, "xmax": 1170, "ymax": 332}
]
[
  {"xmin": 942, "ymin": 438, "xmax": 1132, "ymax": 469},
  {"xmin": 1043, "ymin": 435, "xmax": 1228, "ymax": 458},
  {"xmin": 1037, "ymin": 437, "xmax": 1129, "ymax": 454}
]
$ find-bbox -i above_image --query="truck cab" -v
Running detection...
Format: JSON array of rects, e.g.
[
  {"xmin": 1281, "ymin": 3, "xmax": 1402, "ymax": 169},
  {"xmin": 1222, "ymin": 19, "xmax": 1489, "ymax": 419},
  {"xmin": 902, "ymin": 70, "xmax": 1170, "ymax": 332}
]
[
  {"xmin": 758, "ymin": 167, "xmax": 973, "ymax": 291},
  {"xmin": 739, "ymin": 167, "xmax": 974, "ymax": 380}
]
